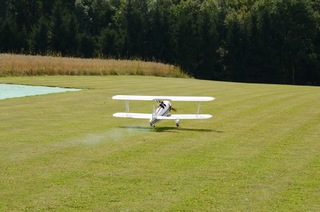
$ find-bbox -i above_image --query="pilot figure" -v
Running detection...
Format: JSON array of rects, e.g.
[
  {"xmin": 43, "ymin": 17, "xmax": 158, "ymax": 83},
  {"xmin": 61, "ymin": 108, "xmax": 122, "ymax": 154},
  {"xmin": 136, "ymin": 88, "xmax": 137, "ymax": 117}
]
[
  {"xmin": 157, "ymin": 100, "xmax": 175, "ymax": 113},
  {"xmin": 159, "ymin": 101, "xmax": 166, "ymax": 109}
]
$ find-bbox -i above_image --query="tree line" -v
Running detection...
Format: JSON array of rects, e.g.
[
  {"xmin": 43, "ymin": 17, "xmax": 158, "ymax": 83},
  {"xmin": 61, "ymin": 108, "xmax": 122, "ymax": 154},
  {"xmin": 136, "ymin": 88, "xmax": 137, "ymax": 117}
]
[{"xmin": 1, "ymin": 0, "xmax": 319, "ymax": 85}]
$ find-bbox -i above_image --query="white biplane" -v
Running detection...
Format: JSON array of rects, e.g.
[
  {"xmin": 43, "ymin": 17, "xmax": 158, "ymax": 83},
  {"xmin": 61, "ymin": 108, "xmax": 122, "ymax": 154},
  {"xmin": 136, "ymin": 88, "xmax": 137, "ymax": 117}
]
[{"xmin": 112, "ymin": 95, "xmax": 215, "ymax": 127}]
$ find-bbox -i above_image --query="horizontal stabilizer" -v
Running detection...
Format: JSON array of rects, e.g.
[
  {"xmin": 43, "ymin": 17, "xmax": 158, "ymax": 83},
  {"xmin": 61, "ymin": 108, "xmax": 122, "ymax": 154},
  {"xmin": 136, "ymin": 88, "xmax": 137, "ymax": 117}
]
[{"xmin": 112, "ymin": 95, "xmax": 214, "ymax": 102}]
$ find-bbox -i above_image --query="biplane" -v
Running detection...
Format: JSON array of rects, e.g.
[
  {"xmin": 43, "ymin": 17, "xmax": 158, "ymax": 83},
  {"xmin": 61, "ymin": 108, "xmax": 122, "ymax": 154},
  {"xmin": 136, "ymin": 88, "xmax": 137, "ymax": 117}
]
[{"xmin": 112, "ymin": 95, "xmax": 214, "ymax": 127}]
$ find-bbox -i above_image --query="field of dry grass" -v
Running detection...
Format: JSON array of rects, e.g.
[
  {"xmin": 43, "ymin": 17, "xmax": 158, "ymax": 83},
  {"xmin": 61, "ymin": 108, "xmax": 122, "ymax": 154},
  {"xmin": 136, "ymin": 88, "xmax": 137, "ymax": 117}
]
[{"xmin": 0, "ymin": 54, "xmax": 187, "ymax": 78}]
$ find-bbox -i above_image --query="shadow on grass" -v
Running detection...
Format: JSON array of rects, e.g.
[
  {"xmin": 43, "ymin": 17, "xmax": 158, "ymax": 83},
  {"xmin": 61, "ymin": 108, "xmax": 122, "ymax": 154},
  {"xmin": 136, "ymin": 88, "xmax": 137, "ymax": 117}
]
[{"xmin": 118, "ymin": 126, "xmax": 222, "ymax": 133}]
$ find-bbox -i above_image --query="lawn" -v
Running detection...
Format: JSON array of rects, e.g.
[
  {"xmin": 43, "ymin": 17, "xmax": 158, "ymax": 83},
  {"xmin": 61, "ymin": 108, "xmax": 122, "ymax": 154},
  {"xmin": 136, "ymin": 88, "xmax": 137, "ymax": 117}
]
[{"xmin": 0, "ymin": 76, "xmax": 319, "ymax": 211}]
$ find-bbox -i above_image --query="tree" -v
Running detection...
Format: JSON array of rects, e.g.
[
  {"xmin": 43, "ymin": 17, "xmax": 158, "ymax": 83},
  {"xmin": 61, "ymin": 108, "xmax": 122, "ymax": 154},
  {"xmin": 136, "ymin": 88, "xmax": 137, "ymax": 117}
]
[
  {"xmin": 250, "ymin": 2, "xmax": 282, "ymax": 83},
  {"xmin": 64, "ymin": 13, "xmax": 79, "ymax": 55},
  {"xmin": 194, "ymin": 0, "xmax": 220, "ymax": 79},
  {"xmin": 99, "ymin": 27, "xmax": 119, "ymax": 57},
  {"xmin": 49, "ymin": 1, "xmax": 79, "ymax": 56},
  {"xmin": 75, "ymin": 0, "xmax": 116, "ymax": 36},
  {"xmin": 114, "ymin": 0, "xmax": 149, "ymax": 58},
  {"xmin": 29, "ymin": 17, "xmax": 49, "ymax": 54},
  {"xmin": 273, "ymin": 0, "xmax": 317, "ymax": 84},
  {"xmin": 0, "ymin": 17, "xmax": 24, "ymax": 52},
  {"xmin": 145, "ymin": 0, "xmax": 175, "ymax": 62},
  {"xmin": 49, "ymin": 1, "xmax": 67, "ymax": 54},
  {"xmin": 171, "ymin": 0, "xmax": 200, "ymax": 76},
  {"xmin": 78, "ymin": 33, "xmax": 95, "ymax": 58}
]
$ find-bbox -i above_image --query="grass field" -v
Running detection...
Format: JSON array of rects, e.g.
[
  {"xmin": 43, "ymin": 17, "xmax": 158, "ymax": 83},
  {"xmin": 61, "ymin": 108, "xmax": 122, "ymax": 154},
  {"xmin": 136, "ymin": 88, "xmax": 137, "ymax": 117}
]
[{"xmin": 1, "ymin": 76, "xmax": 319, "ymax": 211}]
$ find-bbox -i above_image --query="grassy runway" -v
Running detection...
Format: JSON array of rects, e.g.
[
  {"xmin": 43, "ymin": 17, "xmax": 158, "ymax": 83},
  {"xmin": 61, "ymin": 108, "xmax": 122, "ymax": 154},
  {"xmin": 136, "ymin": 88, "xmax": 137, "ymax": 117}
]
[{"xmin": 1, "ymin": 76, "xmax": 319, "ymax": 211}]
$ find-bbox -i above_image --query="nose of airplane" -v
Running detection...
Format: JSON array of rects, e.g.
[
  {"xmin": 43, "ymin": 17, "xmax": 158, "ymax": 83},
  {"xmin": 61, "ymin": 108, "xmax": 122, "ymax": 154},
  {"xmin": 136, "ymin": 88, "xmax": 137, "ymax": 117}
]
[{"xmin": 163, "ymin": 100, "xmax": 171, "ymax": 107}]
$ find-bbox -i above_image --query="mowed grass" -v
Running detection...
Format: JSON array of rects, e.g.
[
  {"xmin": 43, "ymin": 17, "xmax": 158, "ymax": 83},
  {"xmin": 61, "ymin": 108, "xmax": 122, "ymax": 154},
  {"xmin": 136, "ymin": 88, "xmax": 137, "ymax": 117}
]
[{"xmin": 0, "ymin": 76, "xmax": 319, "ymax": 211}]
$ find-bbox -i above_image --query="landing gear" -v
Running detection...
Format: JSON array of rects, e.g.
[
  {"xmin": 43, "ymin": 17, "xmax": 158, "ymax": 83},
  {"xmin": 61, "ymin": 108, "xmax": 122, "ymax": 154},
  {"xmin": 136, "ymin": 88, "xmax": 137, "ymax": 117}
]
[
  {"xmin": 150, "ymin": 122, "xmax": 156, "ymax": 128},
  {"xmin": 175, "ymin": 119, "xmax": 180, "ymax": 127}
]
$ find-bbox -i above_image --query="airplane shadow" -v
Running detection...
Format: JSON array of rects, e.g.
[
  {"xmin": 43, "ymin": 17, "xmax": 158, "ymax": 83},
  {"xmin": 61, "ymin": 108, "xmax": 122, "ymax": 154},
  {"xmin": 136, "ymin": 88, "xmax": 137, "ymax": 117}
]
[{"xmin": 118, "ymin": 126, "xmax": 221, "ymax": 133}]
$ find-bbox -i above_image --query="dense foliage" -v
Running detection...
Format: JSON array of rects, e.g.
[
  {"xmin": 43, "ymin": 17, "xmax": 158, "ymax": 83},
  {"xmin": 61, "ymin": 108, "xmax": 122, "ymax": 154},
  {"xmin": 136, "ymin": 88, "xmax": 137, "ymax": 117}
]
[{"xmin": 1, "ymin": 0, "xmax": 319, "ymax": 85}]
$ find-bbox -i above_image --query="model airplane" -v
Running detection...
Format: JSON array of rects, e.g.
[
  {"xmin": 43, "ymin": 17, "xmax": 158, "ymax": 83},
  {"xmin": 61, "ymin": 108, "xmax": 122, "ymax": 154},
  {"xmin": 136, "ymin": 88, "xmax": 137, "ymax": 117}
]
[{"xmin": 112, "ymin": 95, "xmax": 215, "ymax": 127}]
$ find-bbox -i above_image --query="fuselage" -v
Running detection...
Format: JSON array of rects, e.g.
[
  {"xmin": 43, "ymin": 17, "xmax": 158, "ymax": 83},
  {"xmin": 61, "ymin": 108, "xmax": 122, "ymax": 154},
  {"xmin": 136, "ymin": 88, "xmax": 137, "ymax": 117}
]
[{"xmin": 149, "ymin": 100, "xmax": 171, "ymax": 126}]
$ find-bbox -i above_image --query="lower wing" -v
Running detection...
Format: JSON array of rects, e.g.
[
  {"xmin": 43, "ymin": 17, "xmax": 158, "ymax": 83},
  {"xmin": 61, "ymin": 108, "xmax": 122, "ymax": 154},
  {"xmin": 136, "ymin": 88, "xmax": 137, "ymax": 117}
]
[
  {"xmin": 113, "ymin": 113, "xmax": 151, "ymax": 119},
  {"xmin": 113, "ymin": 113, "xmax": 212, "ymax": 120},
  {"xmin": 157, "ymin": 114, "xmax": 212, "ymax": 120}
]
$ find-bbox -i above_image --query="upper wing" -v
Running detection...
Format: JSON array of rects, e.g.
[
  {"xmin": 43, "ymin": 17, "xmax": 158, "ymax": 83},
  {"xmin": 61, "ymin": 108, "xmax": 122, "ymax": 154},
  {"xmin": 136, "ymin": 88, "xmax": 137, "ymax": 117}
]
[
  {"xmin": 112, "ymin": 95, "xmax": 214, "ymax": 102},
  {"xmin": 157, "ymin": 114, "xmax": 212, "ymax": 120}
]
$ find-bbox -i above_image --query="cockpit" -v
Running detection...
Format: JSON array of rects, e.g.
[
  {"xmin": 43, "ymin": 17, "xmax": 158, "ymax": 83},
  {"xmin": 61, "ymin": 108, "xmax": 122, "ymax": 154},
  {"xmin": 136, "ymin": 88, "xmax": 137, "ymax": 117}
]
[{"xmin": 159, "ymin": 102, "xmax": 166, "ymax": 108}]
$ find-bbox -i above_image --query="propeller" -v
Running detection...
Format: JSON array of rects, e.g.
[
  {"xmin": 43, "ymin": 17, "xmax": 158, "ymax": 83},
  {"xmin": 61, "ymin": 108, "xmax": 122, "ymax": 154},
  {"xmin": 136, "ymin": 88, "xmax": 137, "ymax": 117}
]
[{"xmin": 171, "ymin": 106, "xmax": 177, "ymax": 112}]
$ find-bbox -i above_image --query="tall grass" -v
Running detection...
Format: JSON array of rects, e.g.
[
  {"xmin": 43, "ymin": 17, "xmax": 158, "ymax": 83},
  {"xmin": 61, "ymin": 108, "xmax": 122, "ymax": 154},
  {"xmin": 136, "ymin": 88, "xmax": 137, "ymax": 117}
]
[{"xmin": 0, "ymin": 54, "xmax": 188, "ymax": 78}]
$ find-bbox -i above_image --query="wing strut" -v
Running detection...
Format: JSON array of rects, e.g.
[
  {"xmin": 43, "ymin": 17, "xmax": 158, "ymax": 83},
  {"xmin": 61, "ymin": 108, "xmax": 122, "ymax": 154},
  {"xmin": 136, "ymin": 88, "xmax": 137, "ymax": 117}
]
[
  {"xmin": 126, "ymin": 101, "xmax": 130, "ymax": 114},
  {"xmin": 197, "ymin": 102, "xmax": 201, "ymax": 115},
  {"xmin": 152, "ymin": 105, "xmax": 156, "ymax": 119}
]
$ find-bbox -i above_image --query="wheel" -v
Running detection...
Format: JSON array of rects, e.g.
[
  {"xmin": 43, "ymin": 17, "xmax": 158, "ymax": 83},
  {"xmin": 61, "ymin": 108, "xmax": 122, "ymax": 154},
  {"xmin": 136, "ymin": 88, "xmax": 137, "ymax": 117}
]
[{"xmin": 175, "ymin": 119, "xmax": 180, "ymax": 127}]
